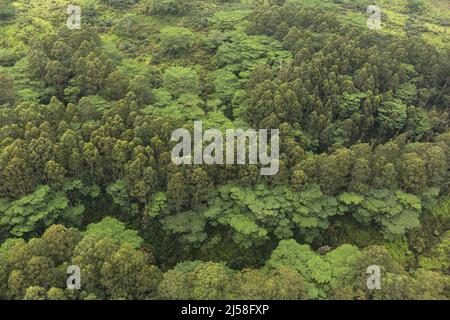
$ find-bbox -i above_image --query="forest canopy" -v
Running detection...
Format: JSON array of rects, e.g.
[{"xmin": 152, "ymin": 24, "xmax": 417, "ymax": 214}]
[{"xmin": 0, "ymin": 0, "xmax": 448, "ymax": 300}]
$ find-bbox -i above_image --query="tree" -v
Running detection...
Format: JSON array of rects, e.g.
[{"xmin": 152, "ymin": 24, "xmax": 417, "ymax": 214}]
[
  {"xmin": 158, "ymin": 261, "xmax": 201, "ymax": 299},
  {"xmin": 45, "ymin": 161, "xmax": 66, "ymax": 189},
  {"xmin": 265, "ymin": 239, "xmax": 330, "ymax": 299},
  {"xmin": 0, "ymin": 185, "xmax": 84, "ymax": 237},
  {"xmin": 83, "ymin": 217, "xmax": 144, "ymax": 249},
  {"xmin": 398, "ymin": 153, "xmax": 427, "ymax": 193},
  {"xmin": 77, "ymin": 52, "xmax": 112, "ymax": 95},
  {"xmin": 162, "ymin": 66, "xmax": 200, "ymax": 98},
  {"xmin": 47, "ymin": 287, "xmax": 67, "ymax": 300},
  {"xmin": 412, "ymin": 269, "xmax": 450, "ymax": 299},
  {"xmin": 101, "ymin": 0, "xmax": 136, "ymax": 9},
  {"xmin": 291, "ymin": 168, "xmax": 307, "ymax": 192},
  {"xmin": 1, "ymin": 156, "xmax": 35, "ymax": 199},
  {"xmin": 353, "ymin": 245, "xmax": 406, "ymax": 299},
  {"xmin": 0, "ymin": 72, "xmax": 14, "ymax": 105},
  {"xmin": 23, "ymin": 256, "xmax": 58, "ymax": 289},
  {"xmin": 28, "ymin": 50, "xmax": 48, "ymax": 80},
  {"xmin": 192, "ymin": 262, "xmax": 235, "ymax": 300},
  {"xmin": 102, "ymin": 71, "xmax": 130, "ymax": 101},
  {"xmin": 318, "ymin": 148, "xmax": 353, "ymax": 194},
  {"xmin": 324, "ymin": 244, "xmax": 361, "ymax": 298},
  {"xmin": 44, "ymin": 60, "xmax": 69, "ymax": 92},
  {"xmin": 129, "ymin": 75, "xmax": 155, "ymax": 106},
  {"xmin": 72, "ymin": 233, "xmax": 159, "ymax": 299},
  {"xmin": 190, "ymin": 167, "xmax": 210, "ymax": 206},
  {"xmin": 407, "ymin": 0, "xmax": 425, "ymax": 13},
  {"xmin": 0, "ymin": 0, "xmax": 14, "ymax": 19},
  {"xmin": 423, "ymin": 146, "xmax": 447, "ymax": 188},
  {"xmin": 23, "ymin": 286, "xmax": 47, "ymax": 300},
  {"xmin": 41, "ymin": 224, "xmax": 82, "ymax": 264},
  {"xmin": 245, "ymin": 267, "xmax": 310, "ymax": 300},
  {"xmin": 100, "ymin": 244, "xmax": 162, "ymax": 299},
  {"xmin": 160, "ymin": 27, "xmax": 195, "ymax": 55},
  {"xmin": 349, "ymin": 158, "xmax": 370, "ymax": 193},
  {"xmin": 150, "ymin": 0, "xmax": 192, "ymax": 16},
  {"xmin": 377, "ymin": 100, "xmax": 407, "ymax": 133},
  {"xmin": 167, "ymin": 172, "xmax": 190, "ymax": 213}
]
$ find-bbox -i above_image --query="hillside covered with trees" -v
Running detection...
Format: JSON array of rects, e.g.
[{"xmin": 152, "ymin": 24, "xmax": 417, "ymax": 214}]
[{"xmin": 0, "ymin": 0, "xmax": 449, "ymax": 300}]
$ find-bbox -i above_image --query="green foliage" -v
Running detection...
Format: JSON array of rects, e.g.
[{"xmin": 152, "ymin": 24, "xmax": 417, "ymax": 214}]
[
  {"xmin": 160, "ymin": 27, "xmax": 195, "ymax": 55},
  {"xmin": 101, "ymin": 0, "xmax": 137, "ymax": 9},
  {"xmin": 0, "ymin": 0, "xmax": 448, "ymax": 301},
  {"xmin": 158, "ymin": 261, "xmax": 235, "ymax": 299},
  {"xmin": 0, "ymin": 72, "xmax": 14, "ymax": 105},
  {"xmin": 145, "ymin": 192, "xmax": 168, "ymax": 218},
  {"xmin": 418, "ymin": 231, "xmax": 450, "ymax": 272},
  {"xmin": 352, "ymin": 189, "xmax": 422, "ymax": 239},
  {"xmin": 160, "ymin": 210, "xmax": 208, "ymax": 245},
  {"xmin": 209, "ymin": 10, "xmax": 252, "ymax": 31},
  {"xmin": 0, "ymin": 0, "xmax": 14, "ymax": 20},
  {"xmin": 83, "ymin": 216, "xmax": 144, "ymax": 249},
  {"xmin": 407, "ymin": 0, "xmax": 425, "ymax": 13},
  {"xmin": 213, "ymin": 69, "xmax": 243, "ymax": 105},
  {"xmin": 162, "ymin": 66, "xmax": 200, "ymax": 98},
  {"xmin": 338, "ymin": 92, "xmax": 367, "ymax": 119},
  {"xmin": 150, "ymin": 0, "xmax": 192, "ymax": 16},
  {"xmin": 0, "ymin": 186, "xmax": 84, "ymax": 237},
  {"xmin": 377, "ymin": 100, "xmax": 408, "ymax": 131},
  {"xmin": 216, "ymin": 31, "xmax": 291, "ymax": 72},
  {"xmin": 266, "ymin": 239, "xmax": 362, "ymax": 299}
]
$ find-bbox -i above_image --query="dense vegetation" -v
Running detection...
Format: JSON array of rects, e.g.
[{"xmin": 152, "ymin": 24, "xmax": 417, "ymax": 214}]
[{"xmin": 0, "ymin": 0, "xmax": 448, "ymax": 300}]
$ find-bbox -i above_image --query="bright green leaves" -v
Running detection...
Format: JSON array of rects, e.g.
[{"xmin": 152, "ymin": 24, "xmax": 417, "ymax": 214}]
[
  {"xmin": 83, "ymin": 216, "xmax": 144, "ymax": 249},
  {"xmin": 266, "ymin": 240, "xmax": 363, "ymax": 299},
  {"xmin": 145, "ymin": 192, "xmax": 168, "ymax": 218},
  {"xmin": 212, "ymin": 69, "xmax": 244, "ymax": 106},
  {"xmin": 290, "ymin": 184, "xmax": 343, "ymax": 235},
  {"xmin": 152, "ymin": 182, "xmax": 427, "ymax": 249},
  {"xmin": 339, "ymin": 192, "xmax": 364, "ymax": 206},
  {"xmin": 307, "ymin": 255, "xmax": 333, "ymax": 285},
  {"xmin": 353, "ymin": 189, "xmax": 422, "ymax": 239},
  {"xmin": 204, "ymin": 184, "xmax": 289, "ymax": 247},
  {"xmin": 106, "ymin": 179, "xmax": 135, "ymax": 215},
  {"xmin": 395, "ymin": 82, "xmax": 418, "ymax": 105},
  {"xmin": 377, "ymin": 99, "xmax": 408, "ymax": 131},
  {"xmin": 216, "ymin": 31, "xmax": 291, "ymax": 70},
  {"xmin": 266, "ymin": 240, "xmax": 329, "ymax": 299},
  {"xmin": 213, "ymin": 30, "xmax": 291, "ymax": 110},
  {"xmin": 146, "ymin": 66, "xmax": 203, "ymax": 120},
  {"xmin": 160, "ymin": 210, "xmax": 208, "ymax": 245},
  {"xmin": 0, "ymin": 185, "xmax": 84, "ymax": 237},
  {"xmin": 338, "ymin": 91, "xmax": 367, "ymax": 119},
  {"xmin": 224, "ymin": 215, "xmax": 268, "ymax": 249},
  {"xmin": 325, "ymin": 244, "xmax": 361, "ymax": 284}
]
